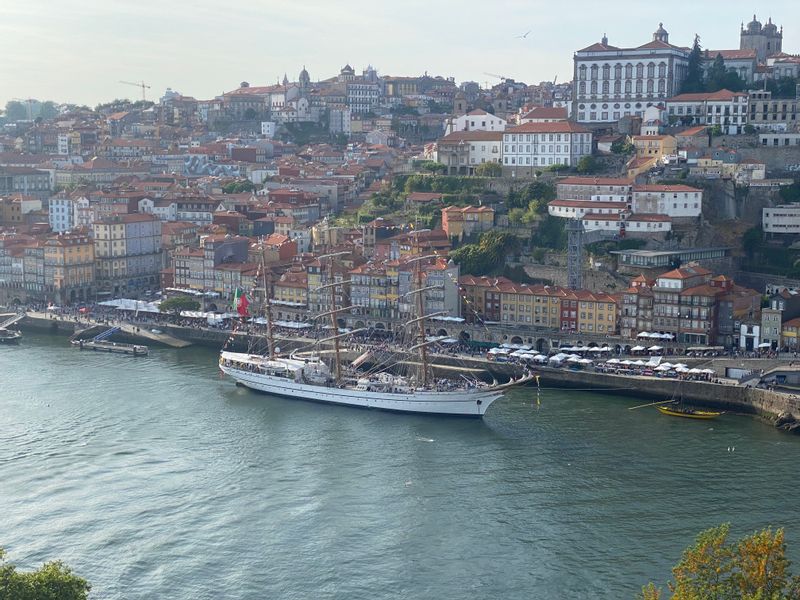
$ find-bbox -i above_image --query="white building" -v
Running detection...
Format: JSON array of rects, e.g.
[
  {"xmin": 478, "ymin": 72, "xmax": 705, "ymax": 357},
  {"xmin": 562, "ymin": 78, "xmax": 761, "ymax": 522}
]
[
  {"xmin": 665, "ymin": 89, "xmax": 749, "ymax": 134},
  {"xmin": 48, "ymin": 195, "xmax": 78, "ymax": 232},
  {"xmin": 435, "ymin": 131, "xmax": 502, "ymax": 175},
  {"xmin": 501, "ymin": 121, "xmax": 592, "ymax": 170},
  {"xmin": 763, "ymin": 205, "xmax": 800, "ymax": 235},
  {"xmin": 261, "ymin": 121, "xmax": 276, "ymax": 137},
  {"xmin": 573, "ymin": 24, "xmax": 689, "ymax": 124},
  {"xmin": 625, "ymin": 213, "xmax": 672, "ymax": 233},
  {"xmin": 632, "ymin": 184, "xmax": 702, "ymax": 218},
  {"xmin": 548, "ymin": 199, "xmax": 627, "ymax": 220},
  {"xmin": 759, "ymin": 132, "xmax": 800, "ymax": 147},
  {"xmin": 446, "ymin": 109, "xmax": 507, "ymax": 134}
]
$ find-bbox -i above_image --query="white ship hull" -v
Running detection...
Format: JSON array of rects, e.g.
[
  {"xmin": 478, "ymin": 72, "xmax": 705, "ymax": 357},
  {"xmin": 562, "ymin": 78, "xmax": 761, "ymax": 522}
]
[{"xmin": 220, "ymin": 362, "xmax": 509, "ymax": 417}]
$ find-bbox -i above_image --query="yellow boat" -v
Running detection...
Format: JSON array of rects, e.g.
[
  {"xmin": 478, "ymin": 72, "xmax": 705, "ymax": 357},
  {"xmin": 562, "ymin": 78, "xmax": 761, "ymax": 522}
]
[{"xmin": 657, "ymin": 405, "xmax": 722, "ymax": 419}]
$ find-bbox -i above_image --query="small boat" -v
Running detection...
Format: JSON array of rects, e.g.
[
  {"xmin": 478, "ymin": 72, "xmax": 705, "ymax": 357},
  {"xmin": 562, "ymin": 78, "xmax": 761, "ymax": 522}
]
[
  {"xmin": 0, "ymin": 328, "xmax": 22, "ymax": 344},
  {"xmin": 657, "ymin": 404, "xmax": 722, "ymax": 419}
]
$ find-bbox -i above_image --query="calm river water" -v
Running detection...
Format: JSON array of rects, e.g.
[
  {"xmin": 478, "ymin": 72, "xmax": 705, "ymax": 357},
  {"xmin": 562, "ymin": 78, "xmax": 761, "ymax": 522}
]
[{"xmin": 1, "ymin": 333, "xmax": 799, "ymax": 599}]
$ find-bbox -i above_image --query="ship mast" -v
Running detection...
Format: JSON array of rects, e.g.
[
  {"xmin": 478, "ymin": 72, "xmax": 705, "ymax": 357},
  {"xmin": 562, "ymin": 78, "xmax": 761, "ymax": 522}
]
[
  {"xmin": 260, "ymin": 246, "xmax": 276, "ymax": 360},
  {"xmin": 328, "ymin": 257, "xmax": 342, "ymax": 384},
  {"xmin": 414, "ymin": 256, "xmax": 430, "ymax": 387},
  {"xmin": 315, "ymin": 250, "xmax": 350, "ymax": 385}
]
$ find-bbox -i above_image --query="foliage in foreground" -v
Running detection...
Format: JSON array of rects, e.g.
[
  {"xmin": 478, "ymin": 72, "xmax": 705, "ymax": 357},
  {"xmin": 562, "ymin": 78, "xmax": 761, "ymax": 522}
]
[
  {"xmin": 0, "ymin": 547, "xmax": 90, "ymax": 600},
  {"xmin": 640, "ymin": 524, "xmax": 800, "ymax": 600}
]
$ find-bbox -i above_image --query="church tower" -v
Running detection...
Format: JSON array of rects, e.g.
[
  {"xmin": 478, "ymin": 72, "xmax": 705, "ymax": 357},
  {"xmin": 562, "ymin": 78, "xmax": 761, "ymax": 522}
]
[
  {"xmin": 453, "ymin": 91, "xmax": 467, "ymax": 115},
  {"xmin": 741, "ymin": 15, "xmax": 783, "ymax": 62}
]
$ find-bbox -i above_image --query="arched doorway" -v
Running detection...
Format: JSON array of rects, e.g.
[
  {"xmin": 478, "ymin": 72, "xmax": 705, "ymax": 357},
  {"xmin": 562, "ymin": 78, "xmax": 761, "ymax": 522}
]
[
  {"xmin": 536, "ymin": 338, "xmax": 550, "ymax": 353},
  {"xmin": 459, "ymin": 331, "xmax": 470, "ymax": 342},
  {"xmin": 436, "ymin": 328, "xmax": 448, "ymax": 337},
  {"xmin": 510, "ymin": 335, "xmax": 524, "ymax": 345},
  {"xmin": 336, "ymin": 317, "xmax": 346, "ymax": 328},
  {"xmin": 355, "ymin": 320, "xmax": 365, "ymax": 329}
]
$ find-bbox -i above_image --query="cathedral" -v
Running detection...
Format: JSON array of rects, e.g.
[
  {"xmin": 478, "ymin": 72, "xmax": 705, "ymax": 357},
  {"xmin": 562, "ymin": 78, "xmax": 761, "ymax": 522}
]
[{"xmin": 740, "ymin": 15, "xmax": 783, "ymax": 62}]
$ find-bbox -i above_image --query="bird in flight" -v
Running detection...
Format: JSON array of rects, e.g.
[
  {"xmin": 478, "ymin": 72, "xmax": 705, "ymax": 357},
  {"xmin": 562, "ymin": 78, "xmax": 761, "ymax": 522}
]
[{"xmin": 517, "ymin": 30, "xmax": 531, "ymax": 39}]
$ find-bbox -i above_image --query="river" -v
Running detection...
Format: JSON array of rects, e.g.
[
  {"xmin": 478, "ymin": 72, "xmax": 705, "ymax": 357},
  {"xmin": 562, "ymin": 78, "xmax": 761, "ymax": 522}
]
[{"xmin": 1, "ymin": 333, "xmax": 799, "ymax": 599}]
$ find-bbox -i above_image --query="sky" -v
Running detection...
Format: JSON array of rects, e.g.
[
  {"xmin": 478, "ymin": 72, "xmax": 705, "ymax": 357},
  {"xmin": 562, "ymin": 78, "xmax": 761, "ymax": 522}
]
[{"xmin": 1, "ymin": 0, "xmax": 798, "ymax": 108}]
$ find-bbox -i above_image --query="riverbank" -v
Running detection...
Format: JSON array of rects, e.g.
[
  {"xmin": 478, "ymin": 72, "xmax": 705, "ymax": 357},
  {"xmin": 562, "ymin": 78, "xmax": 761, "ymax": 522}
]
[
  {"xmin": 535, "ymin": 367, "xmax": 800, "ymax": 433},
  {"xmin": 14, "ymin": 310, "xmax": 800, "ymax": 434}
]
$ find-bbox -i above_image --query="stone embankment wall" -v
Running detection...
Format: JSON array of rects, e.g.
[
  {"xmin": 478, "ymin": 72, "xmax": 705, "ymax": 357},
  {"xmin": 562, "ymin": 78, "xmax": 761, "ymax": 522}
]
[{"xmin": 536, "ymin": 367, "xmax": 800, "ymax": 429}]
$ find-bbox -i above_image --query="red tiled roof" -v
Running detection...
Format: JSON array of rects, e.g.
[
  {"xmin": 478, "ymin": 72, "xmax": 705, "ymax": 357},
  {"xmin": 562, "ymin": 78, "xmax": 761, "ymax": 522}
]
[
  {"xmin": 521, "ymin": 106, "xmax": 568, "ymax": 120},
  {"xmin": 627, "ymin": 213, "xmax": 671, "ymax": 222},
  {"xmin": 558, "ymin": 176, "xmax": 633, "ymax": 186},
  {"xmin": 667, "ymin": 89, "xmax": 748, "ymax": 102},
  {"xmin": 549, "ymin": 199, "xmax": 626, "ymax": 209},
  {"xmin": 439, "ymin": 131, "xmax": 503, "ymax": 143},
  {"xmin": 633, "ymin": 184, "xmax": 702, "ymax": 193},
  {"xmin": 507, "ymin": 121, "xmax": 589, "ymax": 134},
  {"xmin": 704, "ymin": 49, "xmax": 757, "ymax": 59}
]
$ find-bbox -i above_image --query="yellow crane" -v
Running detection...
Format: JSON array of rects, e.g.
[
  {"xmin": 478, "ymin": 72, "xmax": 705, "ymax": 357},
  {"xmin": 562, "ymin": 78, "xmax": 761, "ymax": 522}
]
[{"xmin": 118, "ymin": 80, "xmax": 151, "ymax": 101}]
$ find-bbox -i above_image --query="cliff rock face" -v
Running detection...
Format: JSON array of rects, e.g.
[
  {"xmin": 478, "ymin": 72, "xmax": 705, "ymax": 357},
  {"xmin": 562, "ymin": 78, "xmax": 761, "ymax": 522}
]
[{"xmin": 701, "ymin": 179, "xmax": 780, "ymax": 225}]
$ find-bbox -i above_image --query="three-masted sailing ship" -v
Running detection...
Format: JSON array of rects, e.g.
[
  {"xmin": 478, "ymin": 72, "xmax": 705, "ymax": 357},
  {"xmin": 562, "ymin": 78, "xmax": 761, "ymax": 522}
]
[{"xmin": 219, "ymin": 249, "xmax": 532, "ymax": 416}]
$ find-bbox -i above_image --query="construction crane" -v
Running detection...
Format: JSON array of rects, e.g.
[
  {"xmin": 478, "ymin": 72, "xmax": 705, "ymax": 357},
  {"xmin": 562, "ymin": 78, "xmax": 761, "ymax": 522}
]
[{"xmin": 119, "ymin": 80, "xmax": 151, "ymax": 101}]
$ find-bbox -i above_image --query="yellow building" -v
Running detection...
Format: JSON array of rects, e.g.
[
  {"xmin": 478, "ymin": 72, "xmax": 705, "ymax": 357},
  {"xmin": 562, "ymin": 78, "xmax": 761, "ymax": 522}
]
[
  {"xmin": 441, "ymin": 205, "xmax": 495, "ymax": 240},
  {"xmin": 272, "ymin": 265, "xmax": 308, "ymax": 320},
  {"xmin": 630, "ymin": 134, "xmax": 677, "ymax": 159},
  {"xmin": 782, "ymin": 317, "xmax": 800, "ymax": 348},
  {"xmin": 43, "ymin": 232, "xmax": 95, "ymax": 304}
]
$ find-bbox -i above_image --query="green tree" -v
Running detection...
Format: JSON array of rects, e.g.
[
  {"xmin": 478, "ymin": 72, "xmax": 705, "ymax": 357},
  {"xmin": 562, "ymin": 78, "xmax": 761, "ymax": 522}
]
[
  {"xmin": 779, "ymin": 182, "xmax": 800, "ymax": 203},
  {"xmin": 533, "ymin": 215, "xmax": 567, "ymax": 250},
  {"xmin": 419, "ymin": 161, "xmax": 447, "ymax": 174},
  {"xmin": 0, "ymin": 547, "xmax": 90, "ymax": 600},
  {"xmin": 4, "ymin": 101, "xmax": 28, "ymax": 121},
  {"xmin": 39, "ymin": 101, "xmax": 59, "ymax": 120},
  {"xmin": 475, "ymin": 162, "xmax": 502, "ymax": 177},
  {"xmin": 611, "ymin": 139, "xmax": 635, "ymax": 155},
  {"xmin": 449, "ymin": 230, "xmax": 520, "ymax": 276},
  {"xmin": 576, "ymin": 155, "xmax": 599, "ymax": 174},
  {"xmin": 640, "ymin": 524, "xmax": 800, "ymax": 600},
  {"xmin": 222, "ymin": 180, "xmax": 256, "ymax": 194},
  {"xmin": 159, "ymin": 296, "xmax": 201, "ymax": 314},
  {"xmin": 682, "ymin": 35, "xmax": 705, "ymax": 93},
  {"xmin": 767, "ymin": 77, "xmax": 799, "ymax": 99}
]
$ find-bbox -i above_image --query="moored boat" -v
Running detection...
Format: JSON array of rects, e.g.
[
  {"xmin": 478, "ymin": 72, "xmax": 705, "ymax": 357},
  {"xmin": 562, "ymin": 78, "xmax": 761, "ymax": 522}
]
[
  {"xmin": 0, "ymin": 328, "xmax": 22, "ymax": 344},
  {"xmin": 219, "ymin": 247, "xmax": 532, "ymax": 416},
  {"xmin": 657, "ymin": 404, "xmax": 722, "ymax": 419}
]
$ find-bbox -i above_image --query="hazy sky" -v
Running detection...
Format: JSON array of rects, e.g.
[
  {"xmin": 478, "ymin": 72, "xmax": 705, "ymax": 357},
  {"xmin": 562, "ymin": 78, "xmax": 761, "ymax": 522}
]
[{"xmin": 1, "ymin": 0, "xmax": 797, "ymax": 107}]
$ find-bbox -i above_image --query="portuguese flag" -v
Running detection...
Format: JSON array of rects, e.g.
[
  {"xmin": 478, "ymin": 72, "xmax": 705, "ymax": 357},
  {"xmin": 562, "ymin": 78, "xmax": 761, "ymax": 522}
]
[{"xmin": 232, "ymin": 288, "xmax": 250, "ymax": 317}]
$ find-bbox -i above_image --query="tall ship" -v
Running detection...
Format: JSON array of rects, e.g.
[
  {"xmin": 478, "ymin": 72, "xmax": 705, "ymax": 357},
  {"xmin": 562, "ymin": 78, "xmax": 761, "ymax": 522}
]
[{"xmin": 219, "ymin": 250, "xmax": 531, "ymax": 416}]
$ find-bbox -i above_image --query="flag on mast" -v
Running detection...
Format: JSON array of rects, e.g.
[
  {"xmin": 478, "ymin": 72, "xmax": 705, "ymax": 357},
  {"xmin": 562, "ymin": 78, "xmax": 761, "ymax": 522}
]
[{"xmin": 236, "ymin": 289, "xmax": 250, "ymax": 317}]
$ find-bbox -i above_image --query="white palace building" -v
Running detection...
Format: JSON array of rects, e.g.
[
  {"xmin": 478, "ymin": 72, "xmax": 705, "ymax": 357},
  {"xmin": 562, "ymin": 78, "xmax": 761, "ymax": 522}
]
[{"xmin": 573, "ymin": 24, "xmax": 689, "ymax": 124}]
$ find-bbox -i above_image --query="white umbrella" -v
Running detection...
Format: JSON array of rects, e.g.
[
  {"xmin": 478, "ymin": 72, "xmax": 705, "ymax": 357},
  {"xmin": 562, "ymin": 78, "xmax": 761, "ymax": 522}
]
[
  {"xmin": 757, "ymin": 342, "xmax": 771, "ymax": 348},
  {"xmin": 633, "ymin": 360, "xmax": 647, "ymax": 366},
  {"xmin": 689, "ymin": 368, "xmax": 702, "ymax": 374},
  {"xmin": 702, "ymin": 369, "xmax": 715, "ymax": 374},
  {"xmin": 579, "ymin": 358, "xmax": 593, "ymax": 364},
  {"xmin": 631, "ymin": 345, "xmax": 646, "ymax": 352},
  {"xmin": 676, "ymin": 367, "xmax": 689, "ymax": 373},
  {"xmin": 660, "ymin": 362, "xmax": 674, "ymax": 368},
  {"xmin": 620, "ymin": 360, "xmax": 633, "ymax": 365},
  {"xmin": 655, "ymin": 364, "xmax": 672, "ymax": 371},
  {"xmin": 606, "ymin": 358, "xmax": 620, "ymax": 364},
  {"xmin": 648, "ymin": 346, "xmax": 663, "ymax": 351}
]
